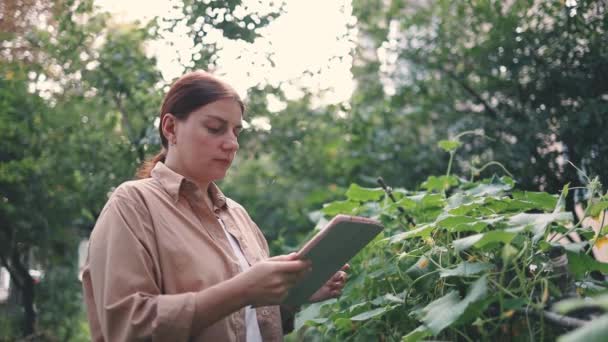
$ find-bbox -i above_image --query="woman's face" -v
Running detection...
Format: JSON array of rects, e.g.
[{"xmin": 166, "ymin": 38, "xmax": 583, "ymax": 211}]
[{"xmin": 170, "ymin": 98, "xmax": 243, "ymax": 184}]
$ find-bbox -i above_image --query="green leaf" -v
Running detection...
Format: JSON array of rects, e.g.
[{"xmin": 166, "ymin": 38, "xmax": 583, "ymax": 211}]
[
  {"xmin": 553, "ymin": 293, "xmax": 608, "ymax": 314},
  {"xmin": 334, "ymin": 317, "xmax": 352, "ymax": 330},
  {"xmin": 512, "ymin": 191, "xmax": 558, "ymax": 211},
  {"xmin": 557, "ymin": 314, "xmax": 608, "ymax": 342},
  {"xmin": 345, "ymin": 183, "xmax": 385, "ymax": 202},
  {"xmin": 566, "ymin": 251, "xmax": 608, "ymax": 279},
  {"xmin": 421, "ymin": 194, "xmax": 446, "ymax": 207},
  {"xmin": 465, "ymin": 182, "xmax": 511, "ymax": 197},
  {"xmin": 508, "ymin": 212, "xmax": 573, "ymax": 243},
  {"xmin": 589, "ymin": 201, "xmax": 608, "ymax": 218},
  {"xmin": 421, "ymin": 175, "xmax": 459, "ymax": 192},
  {"xmin": 350, "ymin": 306, "xmax": 391, "ymax": 321},
  {"xmin": 389, "ymin": 224, "xmax": 434, "ymax": 243},
  {"xmin": 321, "ymin": 200, "xmax": 360, "ymax": 216},
  {"xmin": 439, "ymin": 262, "xmax": 494, "ymax": 278},
  {"xmin": 453, "ymin": 231, "xmax": 517, "ymax": 252},
  {"xmin": 438, "ymin": 139, "xmax": 461, "ymax": 152},
  {"xmin": 402, "ymin": 326, "xmax": 432, "ymax": 342},
  {"xmin": 406, "ymin": 255, "xmax": 437, "ymax": 282},
  {"xmin": 294, "ymin": 299, "xmax": 336, "ymax": 330},
  {"xmin": 437, "ymin": 215, "xmax": 502, "ymax": 233},
  {"xmin": 419, "ymin": 276, "xmax": 488, "ymax": 334}
]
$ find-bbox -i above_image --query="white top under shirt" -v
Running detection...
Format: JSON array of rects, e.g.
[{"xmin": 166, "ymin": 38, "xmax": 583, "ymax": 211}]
[{"xmin": 218, "ymin": 218, "xmax": 263, "ymax": 342}]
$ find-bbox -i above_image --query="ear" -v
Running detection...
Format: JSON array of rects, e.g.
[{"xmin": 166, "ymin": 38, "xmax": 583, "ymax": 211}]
[{"xmin": 161, "ymin": 113, "xmax": 178, "ymax": 145}]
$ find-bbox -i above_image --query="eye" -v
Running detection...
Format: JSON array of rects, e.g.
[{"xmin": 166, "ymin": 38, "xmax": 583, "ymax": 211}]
[
  {"xmin": 206, "ymin": 125, "xmax": 223, "ymax": 134},
  {"xmin": 233, "ymin": 127, "xmax": 242, "ymax": 138}
]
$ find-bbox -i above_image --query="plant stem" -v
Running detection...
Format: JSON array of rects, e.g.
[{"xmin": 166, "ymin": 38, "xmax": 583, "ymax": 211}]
[{"xmin": 446, "ymin": 151, "xmax": 455, "ymax": 178}]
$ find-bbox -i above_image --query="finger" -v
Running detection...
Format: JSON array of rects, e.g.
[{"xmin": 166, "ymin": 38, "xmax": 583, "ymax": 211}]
[
  {"xmin": 268, "ymin": 253, "xmax": 299, "ymax": 262},
  {"xmin": 341, "ymin": 264, "xmax": 350, "ymax": 271},
  {"xmin": 284, "ymin": 267, "xmax": 311, "ymax": 285},
  {"xmin": 273, "ymin": 260, "xmax": 311, "ymax": 273},
  {"xmin": 330, "ymin": 271, "xmax": 347, "ymax": 282}
]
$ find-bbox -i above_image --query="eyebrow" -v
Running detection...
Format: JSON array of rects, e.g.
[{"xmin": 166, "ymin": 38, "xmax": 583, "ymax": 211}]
[{"xmin": 204, "ymin": 114, "xmax": 243, "ymax": 129}]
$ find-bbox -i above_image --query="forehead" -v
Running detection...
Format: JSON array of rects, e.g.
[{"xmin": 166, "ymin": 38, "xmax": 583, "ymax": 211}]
[{"xmin": 191, "ymin": 98, "xmax": 243, "ymax": 125}]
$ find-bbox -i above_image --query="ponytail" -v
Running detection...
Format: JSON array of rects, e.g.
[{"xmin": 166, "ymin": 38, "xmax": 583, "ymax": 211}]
[{"xmin": 136, "ymin": 150, "xmax": 166, "ymax": 179}]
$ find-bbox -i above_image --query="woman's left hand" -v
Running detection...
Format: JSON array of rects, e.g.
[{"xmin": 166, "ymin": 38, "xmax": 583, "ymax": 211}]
[{"xmin": 309, "ymin": 264, "xmax": 350, "ymax": 302}]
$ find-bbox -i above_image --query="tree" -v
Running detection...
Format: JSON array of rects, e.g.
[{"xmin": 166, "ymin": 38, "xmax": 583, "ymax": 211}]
[
  {"xmin": 0, "ymin": 0, "xmax": 162, "ymax": 338},
  {"xmin": 348, "ymin": 0, "xmax": 608, "ymax": 195}
]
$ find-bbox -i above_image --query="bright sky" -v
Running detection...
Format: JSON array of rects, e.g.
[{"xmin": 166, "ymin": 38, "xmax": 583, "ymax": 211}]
[{"xmin": 95, "ymin": 0, "xmax": 357, "ymax": 105}]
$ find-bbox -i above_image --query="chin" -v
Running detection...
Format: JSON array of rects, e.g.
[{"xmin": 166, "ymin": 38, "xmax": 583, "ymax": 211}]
[{"xmin": 210, "ymin": 171, "xmax": 228, "ymax": 181}]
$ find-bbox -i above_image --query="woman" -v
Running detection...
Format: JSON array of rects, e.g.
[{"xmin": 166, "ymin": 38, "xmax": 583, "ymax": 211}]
[{"xmin": 82, "ymin": 71, "xmax": 347, "ymax": 341}]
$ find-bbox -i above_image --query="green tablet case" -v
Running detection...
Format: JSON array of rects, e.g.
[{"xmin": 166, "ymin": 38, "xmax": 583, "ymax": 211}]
[{"xmin": 283, "ymin": 215, "xmax": 384, "ymax": 306}]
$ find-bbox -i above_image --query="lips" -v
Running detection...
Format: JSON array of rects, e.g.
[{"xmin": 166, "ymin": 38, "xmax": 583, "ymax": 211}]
[{"xmin": 213, "ymin": 158, "xmax": 232, "ymax": 166}]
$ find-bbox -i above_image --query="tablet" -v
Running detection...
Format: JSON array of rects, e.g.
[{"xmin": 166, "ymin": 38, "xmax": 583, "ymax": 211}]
[{"xmin": 282, "ymin": 214, "xmax": 384, "ymax": 306}]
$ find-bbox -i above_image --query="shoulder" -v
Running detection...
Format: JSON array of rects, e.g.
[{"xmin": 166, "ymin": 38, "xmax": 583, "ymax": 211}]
[
  {"xmin": 92, "ymin": 179, "xmax": 157, "ymax": 242},
  {"xmin": 225, "ymin": 197, "xmax": 245, "ymax": 211},
  {"xmin": 111, "ymin": 178, "xmax": 159, "ymax": 203},
  {"xmin": 96, "ymin": 178, "xmax": 161, "ymax": 226}
]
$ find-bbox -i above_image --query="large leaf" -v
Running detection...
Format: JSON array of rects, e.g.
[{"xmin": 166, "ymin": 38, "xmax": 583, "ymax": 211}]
[
  {"xmin": 437, "ymin": 139, "xmax": 461, "ymax": 152},
  {"xmin": 553, "ymin": 293, "xmax": 608, "ymax": 313},
  {"xmin": 345, "ymin": 184, "xmax": 385, "ymax": 202},
  {"xmin": 421, "ymin": 175, "xmax": 459, "ymax": 192},
  {"xmin": 440, "ymin": 262, "xmax": 494, "ymax": 278},
  {"xmin": 453, "ymin": 231, "xmax": 517, "ymax": 252},
  {"xmin": 508, "ymin": 212, "xmax": 573, "ymax": 243},
  {"xmin": 437, "ymin": 215, "xmax": 503, "ymax": 233},
  {"xmin": 389, "ymin": 224, "xmax": 434, "ymax": 243},
  {"xmin": 557, "ymin": 314, "xmax": 608, "ymax": 342},
  {"xmin": 465, "ymin": 182, "xmax": 511, "ymax": 197},
  {"xmin": 566, "ymin": 251, "xmax": 608, "ymax": 279},
  {"xmin": 350, "ymin": 306, "xmax": 394, "ymax": 321},
  {"xmin": 419, "ymin": 276, "xmax": 488, "ymax": 334},
  {"xmin": 321, "ymin": 200, "xmax": 360, "ymax": 216},
  {"xmin": 512, "ymin": 191, "xmax": 558, "ymax": 211},
  {"xmin": 588, "ymin": 200, "xmax": 608, "ymax": 218},
  {"xmin": 402, "ymin": 326, "xmax": 431, "ymax": 342},
  {"xmin": 294, "ymin": 299, "xmax": 337, "ymax": 330}
]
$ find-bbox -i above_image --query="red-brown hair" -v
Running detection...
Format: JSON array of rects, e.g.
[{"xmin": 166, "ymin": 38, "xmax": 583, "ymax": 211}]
[{"xmin": 136, "ymin": 71, "xmax": 244, "ymax": 178}]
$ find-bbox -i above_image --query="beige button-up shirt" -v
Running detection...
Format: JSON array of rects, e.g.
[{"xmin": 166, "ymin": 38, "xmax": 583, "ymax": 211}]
[{"xmin": 82, "ymin": 162, "xmax": 284, "ymax": 341}]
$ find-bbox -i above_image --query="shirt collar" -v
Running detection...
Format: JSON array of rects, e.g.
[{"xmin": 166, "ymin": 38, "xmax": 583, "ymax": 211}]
[{"xmin": 151, "ymin": 162, "xmax": 227, "ymax": 209}]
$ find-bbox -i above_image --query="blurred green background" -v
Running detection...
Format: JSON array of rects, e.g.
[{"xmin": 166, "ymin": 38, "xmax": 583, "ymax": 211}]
[{"xmin": 1, "ymin": 0, "xmax": 606, "ymax": 339}]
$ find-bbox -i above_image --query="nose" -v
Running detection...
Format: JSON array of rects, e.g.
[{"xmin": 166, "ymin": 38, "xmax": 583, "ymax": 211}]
[{"xmin": 221, "ymin": 133, "xmax": 239, "ymax": 152}]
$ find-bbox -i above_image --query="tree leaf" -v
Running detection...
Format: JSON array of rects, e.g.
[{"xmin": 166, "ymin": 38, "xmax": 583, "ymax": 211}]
[
  {"xmin": 440, "ymin": 262, "xmax": 494, "ymax": 278},
  {"xmin": 437, "ymin": 215, "xmax": 503, "ymax": 233},
  {"xmin": 402, "ymin": 326, "xmax": 431, "ymax": 342},
  {"xmin": 512, "ymin": 191, "xmax": 558, "ymax": 211},
  {"xmin": 350, "ymin": 306, "xmax": 392, "ymax": 321},
  {"xmin": 421, "ymin": 175, "xmax": 459, "ymax": 192},
  {"xmin": 465, "ymin": 182, "xmax": 511, "ymax": 197},
  {"xmin": 419, "ymin": 276, "xmax": 488, "ymax": 334},
  {"xmin": 557, "ymin": 314, "xmax": 608, "ymax": 342},
  {"xmin": 566, "ymin": 251, "xmax": 608, "ymax": 279},
  {"xmin": 389, "ymin": 224, "xmax": 434, "ymax": 244},
  {"xmin": 345, "ymin": 183, "xmax": 385, "ymax": 202},
  {"xmin": 553, "ymin": 293, "xmax": 608, "ymax": 314},
  {"xmin": 321, "ymin": 200, "xmax": 360, "ymax": 216},
  {"xmin": 508, "ymin": 212, "xmax": 573, "ymax": 243},
  {"xmin": 437, "ymin": 139, "xmax": 461, "ymax": 152},
  {"xmin": 453, "ymin": 231, "xmax": 517, "ymax": 252},
  {"xmin": 588, "ymin": 201, "xmax": 608, "ymax": 218}
]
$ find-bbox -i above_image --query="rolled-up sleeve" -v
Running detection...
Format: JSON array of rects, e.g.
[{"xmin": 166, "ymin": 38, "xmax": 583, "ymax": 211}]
[{"xmin": 83, "ymin": 191, "xmax": 195, "ymax": 341}]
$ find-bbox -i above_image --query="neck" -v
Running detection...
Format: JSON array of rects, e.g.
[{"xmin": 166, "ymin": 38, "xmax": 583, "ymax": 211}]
[{"xmin": 164, "ymin": 154, "xmax": 211, "ymax": 195}]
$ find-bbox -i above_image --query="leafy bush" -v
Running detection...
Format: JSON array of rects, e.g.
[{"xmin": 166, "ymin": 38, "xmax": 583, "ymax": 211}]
[{"xmin": 291, "ymin": 142, "xmax": 608, "ymax": 341}]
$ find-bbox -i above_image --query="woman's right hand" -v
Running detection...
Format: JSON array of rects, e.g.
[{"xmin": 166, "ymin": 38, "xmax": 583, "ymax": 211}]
[{"xmin": 236, "ymin": 253, "xmax": 311, "ymax": 307}]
